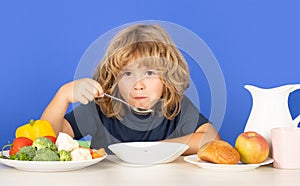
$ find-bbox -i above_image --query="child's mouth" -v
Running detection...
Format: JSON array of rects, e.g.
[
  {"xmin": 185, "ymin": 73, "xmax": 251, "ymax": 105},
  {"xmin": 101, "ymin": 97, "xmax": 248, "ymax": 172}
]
[{"xmin": 134, "ymin": 96, "xmax": 147, "ymax": 100}]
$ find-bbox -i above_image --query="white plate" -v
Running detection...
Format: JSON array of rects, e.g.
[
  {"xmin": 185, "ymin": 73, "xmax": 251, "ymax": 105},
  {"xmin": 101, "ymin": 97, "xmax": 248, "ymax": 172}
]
[
  {"xmin": 184, "ymin": 154, "xmax": 274, "ymax": 171},
  {"xmin": 0, "ymin": 150, "xmax": 107, "ymax": 172}
]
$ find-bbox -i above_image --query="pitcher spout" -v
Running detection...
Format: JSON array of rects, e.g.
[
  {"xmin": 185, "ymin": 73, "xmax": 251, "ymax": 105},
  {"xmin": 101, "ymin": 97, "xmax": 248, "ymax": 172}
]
[{"xmin": 244, "ymin": 84, "xmax": 261, "ymax": 93}]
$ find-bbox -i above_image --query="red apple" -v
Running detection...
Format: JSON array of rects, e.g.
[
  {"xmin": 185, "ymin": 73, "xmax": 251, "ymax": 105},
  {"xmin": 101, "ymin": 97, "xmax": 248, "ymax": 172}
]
[{"xmin": 235, "ymin": 131, "xmax": 269, "ymax": 164}]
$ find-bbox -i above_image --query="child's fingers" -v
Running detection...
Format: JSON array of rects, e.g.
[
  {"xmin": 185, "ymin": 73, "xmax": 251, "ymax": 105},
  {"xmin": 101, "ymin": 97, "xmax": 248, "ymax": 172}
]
[
  {"xmin": 77, "ymin": 94, "xmax": 89, "ymax": 105},
  {"xmin": 87, "ymin": 79, "xmax": 103, "ymax": 98},
  {"xmin": 94, "ymin": 83, "xmax": 104, "ymax": 97},
  {"xmin": 72, "ymin": 78, "xmax": 103, "ymax": 103},
  {"xmin": 82, "ymin": 88, "xmax": 95, "ymax": 102}
]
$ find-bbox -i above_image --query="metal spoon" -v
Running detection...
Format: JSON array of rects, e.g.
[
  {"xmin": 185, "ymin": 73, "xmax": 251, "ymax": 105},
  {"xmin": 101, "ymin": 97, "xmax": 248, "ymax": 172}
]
[{"xmin": 102, "ymin": 93, "xmax": 154, "ymax": 114}]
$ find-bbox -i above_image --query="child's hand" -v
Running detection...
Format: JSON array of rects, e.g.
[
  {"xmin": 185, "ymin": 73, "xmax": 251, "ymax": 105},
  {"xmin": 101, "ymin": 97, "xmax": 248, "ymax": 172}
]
[{"xmin": 62, "ymin": 78, "xmax": 103, "ymax": 105}]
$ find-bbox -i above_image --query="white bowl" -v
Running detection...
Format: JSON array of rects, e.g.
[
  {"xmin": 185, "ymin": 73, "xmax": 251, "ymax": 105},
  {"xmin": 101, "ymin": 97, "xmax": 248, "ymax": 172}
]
[{"xmin": 108, "ymin": 141, "xmax": 189, "ymax": 165}]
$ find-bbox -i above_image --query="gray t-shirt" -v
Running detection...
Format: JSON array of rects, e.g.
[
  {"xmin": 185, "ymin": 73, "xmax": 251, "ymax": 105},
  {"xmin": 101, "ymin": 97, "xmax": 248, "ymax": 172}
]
[{"xmin": 65, "ymin": 96, "xmax": 209, "ymax": 153}]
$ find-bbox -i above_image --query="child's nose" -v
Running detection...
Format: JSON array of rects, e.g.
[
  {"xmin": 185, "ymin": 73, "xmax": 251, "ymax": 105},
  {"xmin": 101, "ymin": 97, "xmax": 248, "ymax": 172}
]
[{"xmin": 133, "ymin": 79, "xmax": 146, "ymax": 90}]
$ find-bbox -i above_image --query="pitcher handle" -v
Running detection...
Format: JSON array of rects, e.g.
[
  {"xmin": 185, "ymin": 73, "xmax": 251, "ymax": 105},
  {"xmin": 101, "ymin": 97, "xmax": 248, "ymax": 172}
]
[
  {"xmin": 290, "ymin": 84, "xmax": 300, "ymax": 127},
  {"xmin": 293, "ymin": 115, "xmax": 300, "ymax": 127},
  {"xmin": 290, "ymin": 84, "xmax": 300, "ymax": 92}
]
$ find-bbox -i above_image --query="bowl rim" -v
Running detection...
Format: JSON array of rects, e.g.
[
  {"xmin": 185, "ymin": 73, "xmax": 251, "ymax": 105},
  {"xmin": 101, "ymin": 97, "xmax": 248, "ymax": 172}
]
[{"xmin": 108, "ymin": 141, "xmax": 189, "ymax": 150}]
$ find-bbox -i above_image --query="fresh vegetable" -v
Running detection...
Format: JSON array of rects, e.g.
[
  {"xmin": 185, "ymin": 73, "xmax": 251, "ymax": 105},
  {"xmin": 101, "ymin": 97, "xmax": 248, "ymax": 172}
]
[
  {"xmin": 15, "ymin": 119, "xmax": 56, "ymax": 141},
  {"xmin": 70, "ymin": 148, "xmax": 92, "ymax": 161},
  {"xmin": 9, "ymin": 137, "xmax": 33, "ymax": 156},
  {"xmin": 91, "ymin": 148, "xmax": 106, "ymax": 159},
  {"xmin": 1, "ymin": 144, "xmax": 11, "ymax": 159},
  {"xmin": 2, "ymin": 132, "xmax": 106, "ymax": 161},
  {"xmin": 32, "ymin": 148, "xmax": 60, "ymax": 161},
  {"xmin": 58, "ymin": 150, "xmax": 71, "ymax": 161},
  {"xmin": 0, "ymin": 155, "xmax": 9, "ymax": 159},
  {"xmin": 55, "ymin": 132, "xmax": 79, "ymax": 151},
  {"xmin": 32, "ymin": 137, "xmax": 57, "ymax": 151},
  {"xmin": 44, "ymin": 136, "xmax": 57, "ymax": 144},
  {"xmin": 11, "ymin": 146, "xmax": 36, "ymax": 161}
]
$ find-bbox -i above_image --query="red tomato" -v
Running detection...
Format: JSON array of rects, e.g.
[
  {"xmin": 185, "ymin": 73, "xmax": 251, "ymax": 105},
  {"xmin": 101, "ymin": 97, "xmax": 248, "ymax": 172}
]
[
  {"xmin": 43, "ymin": 136, "xmax": 57, "ymax": 144},
  {"xmin": 9, "ymin": 137, "xmax": 33, "ymax": 155}
]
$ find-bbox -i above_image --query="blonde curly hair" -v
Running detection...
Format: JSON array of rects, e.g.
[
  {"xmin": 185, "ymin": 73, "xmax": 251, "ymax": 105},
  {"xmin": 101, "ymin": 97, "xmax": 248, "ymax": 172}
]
[{"xmin": 93, "ymin": 24, "xmax": 190, "ymax": 119}]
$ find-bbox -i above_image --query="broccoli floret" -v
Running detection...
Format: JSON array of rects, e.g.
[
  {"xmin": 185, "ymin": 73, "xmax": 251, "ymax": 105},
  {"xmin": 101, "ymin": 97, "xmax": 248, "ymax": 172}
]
[
  {"xmin": 32, "ymin": 148, "xmax": 59, "ymax": 161},
  {"xmin": 9, "ymin": 154, "xmax": 17, "ymax": 160},
  {"xmin": 32, "ymin": 137, "xmax": 56, "ymax": 151},
  {"xmin": 15, "ymin": 146, "xmax": 36, "ymax": 161},
  {"xmin": 58, "ymin": 150, "xmax": 71, "ymax": 161}
]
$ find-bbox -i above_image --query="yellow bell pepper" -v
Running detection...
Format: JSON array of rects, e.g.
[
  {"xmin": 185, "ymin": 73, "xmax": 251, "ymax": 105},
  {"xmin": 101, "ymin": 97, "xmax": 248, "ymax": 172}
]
[{"xmin": 15, "ymin": 119, "xmax": 56, "ymax": 141}]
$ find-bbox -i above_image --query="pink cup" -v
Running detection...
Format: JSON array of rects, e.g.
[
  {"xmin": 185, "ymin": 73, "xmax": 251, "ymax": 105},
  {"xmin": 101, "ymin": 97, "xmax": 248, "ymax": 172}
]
[{"xmin": 271, "ymin": 127, "xmax": 300, "ymax": 169}]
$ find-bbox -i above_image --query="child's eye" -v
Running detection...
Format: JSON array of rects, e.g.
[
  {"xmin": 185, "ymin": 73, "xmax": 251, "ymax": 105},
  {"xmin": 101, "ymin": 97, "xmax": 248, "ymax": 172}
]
[
  {"xmin": 122, "ymin": 71, "xmax": 132, "ymax": 77},
  {"xmin": 145, "ymin": 70, "xmax": 156, "ymax": 77}
]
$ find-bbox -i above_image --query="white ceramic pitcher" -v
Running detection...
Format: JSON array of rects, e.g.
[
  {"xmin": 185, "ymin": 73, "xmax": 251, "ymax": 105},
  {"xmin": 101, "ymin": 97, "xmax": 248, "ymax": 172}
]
[{"xmin": 244, "ymin": 84, "xmax": 300, "ymax": 144}]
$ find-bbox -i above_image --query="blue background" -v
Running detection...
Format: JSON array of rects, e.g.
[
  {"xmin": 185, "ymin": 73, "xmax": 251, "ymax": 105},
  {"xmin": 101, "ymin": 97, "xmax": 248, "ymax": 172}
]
[{"xmin": 1, "ymin": 0, "xmax": 300, "ymax": 147}]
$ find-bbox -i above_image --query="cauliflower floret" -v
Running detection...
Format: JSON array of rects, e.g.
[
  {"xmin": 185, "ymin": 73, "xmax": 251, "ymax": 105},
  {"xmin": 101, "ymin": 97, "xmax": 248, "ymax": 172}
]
[
  {"xmin": 70, "ymin": 148, "xmax": 92, "ymax": 161},
  {"xmin": 55, "ymin": 132, "xmax": 79, "ymax": 152}
]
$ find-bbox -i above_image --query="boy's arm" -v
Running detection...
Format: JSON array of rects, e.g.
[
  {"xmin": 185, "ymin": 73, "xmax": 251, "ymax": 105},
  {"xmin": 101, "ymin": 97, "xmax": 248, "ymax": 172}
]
[
  {"xmin": 163, "ymin": 123, "xmax": 221, "ymax": 155},
  {"xmin": 40, "ymin": 78, "xmax": 103, "ymax": 138},
  {"xmin": 40, "ymin": 83, "xmax": 75, "ymax": 137}
]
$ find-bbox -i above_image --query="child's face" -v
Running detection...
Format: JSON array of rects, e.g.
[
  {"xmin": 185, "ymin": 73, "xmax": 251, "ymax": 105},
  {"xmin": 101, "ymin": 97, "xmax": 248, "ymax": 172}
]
[{"xmin": 117, "ymin": 62, "xmax": 163, "ymax": 110}]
